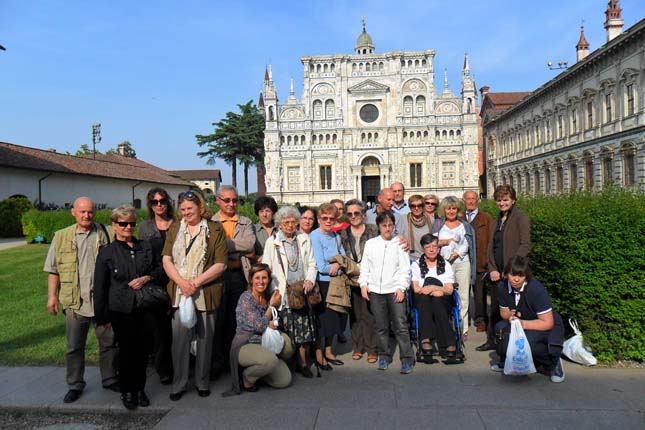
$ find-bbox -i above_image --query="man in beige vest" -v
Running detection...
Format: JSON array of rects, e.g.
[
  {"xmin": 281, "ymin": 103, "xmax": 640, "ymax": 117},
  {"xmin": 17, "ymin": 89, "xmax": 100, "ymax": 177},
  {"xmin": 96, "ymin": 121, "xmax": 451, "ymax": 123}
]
[{"xmin": 44, "ymin": 197, "xmax": 119, "ymax": 403}]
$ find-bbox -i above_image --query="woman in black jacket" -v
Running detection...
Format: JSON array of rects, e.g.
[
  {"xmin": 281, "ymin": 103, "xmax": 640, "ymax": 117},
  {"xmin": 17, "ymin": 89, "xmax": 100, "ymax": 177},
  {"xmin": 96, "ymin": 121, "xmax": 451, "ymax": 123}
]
[{"xmin": 94, "ymin": 204, "xmax": 165, "ymax": 410}]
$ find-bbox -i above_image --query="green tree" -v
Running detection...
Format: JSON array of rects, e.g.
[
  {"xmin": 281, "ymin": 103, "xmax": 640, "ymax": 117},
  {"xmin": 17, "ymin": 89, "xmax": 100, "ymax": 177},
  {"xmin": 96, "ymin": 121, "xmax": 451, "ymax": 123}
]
[
  {"xmin": 106, "ymin": 140, "xmax": 137, "ymax": 158},
  {"xmin": 75, "ymin": 144, "xmax": 100, "ymax": 156},
  {"xmin": 196, "ymin": 100, "xmax": 265, "ymax": 197}
]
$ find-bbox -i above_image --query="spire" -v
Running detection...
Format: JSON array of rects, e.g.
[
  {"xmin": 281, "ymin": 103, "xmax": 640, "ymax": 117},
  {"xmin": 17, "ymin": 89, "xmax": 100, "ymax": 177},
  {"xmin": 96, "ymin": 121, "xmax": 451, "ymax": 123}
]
[
  {"xmin": 576, "ymin": 23, "xmax": 589, "ymax": 49},
  {"xmin": 444, "ymin": 68, "xmax": 449, "ymax": 91},
  {"xmin": 264, "ymin": 65, "xmax": 269, "ymax": 82},
  {"xmin": 268, "ymin": 64, "xmax": 273, "ymax": 80},
  {"xmin": 258, "ymin": 91, "xmax": 264, "ymax": 108},
  {"xmin": 355, "ymin": 17, "xmax": 375, "ymax": 55},
  {"xmin": 290, "ymin": 77, "xmax": 294, "ymax": 96},
  {"xmin": 463, "ymin": 52, "xmax": 470, "ymax": 72},
  {"xmin": 604, "ymin": 0, "xmax": 624, "ymax": 42}
]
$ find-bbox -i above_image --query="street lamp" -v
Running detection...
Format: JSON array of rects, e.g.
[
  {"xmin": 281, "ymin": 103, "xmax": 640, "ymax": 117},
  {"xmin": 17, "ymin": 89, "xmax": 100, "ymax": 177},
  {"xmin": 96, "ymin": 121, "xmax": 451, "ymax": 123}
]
[
  {"xmin": 92, "ymin": 123, "xmax": 101, "ymax": 159},
  {"xmin": 547, "ymin": 60, "xmax": 568, "ymax": 70}
]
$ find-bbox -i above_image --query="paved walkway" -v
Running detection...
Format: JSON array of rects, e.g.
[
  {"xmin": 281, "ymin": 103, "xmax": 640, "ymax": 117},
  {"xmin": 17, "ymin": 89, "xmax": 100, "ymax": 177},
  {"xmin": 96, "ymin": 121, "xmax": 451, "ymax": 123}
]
[
  {"xmin": 0, "ymin": 237, "xmax": 27, "ymax": 251},
  {"xmin": 1, "ymin": 331, "xmax": 643, "ymax": 430}
]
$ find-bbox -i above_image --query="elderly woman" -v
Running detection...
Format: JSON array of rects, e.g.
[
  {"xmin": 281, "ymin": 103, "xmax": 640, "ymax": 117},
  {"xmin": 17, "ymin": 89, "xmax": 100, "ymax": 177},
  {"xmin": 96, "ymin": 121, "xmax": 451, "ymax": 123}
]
[
  {"xmin": 94, "ymin": 204, "xmax": 165, "ymax": 409},
  {"xmin": 359, "ymin": 211, "xmax": 413, "ymax": 374},
  {"xmin": 162, "ymin": 191, "xmax": 228, "ymax": 401},
  {"xmin": 223, "ymin": 264, "xmax": 292, "ymax": 396},
  {"xmin": 310, "ymin": 203, "xmax": 348, "ymax": 369},
  {"xmin": 138, "ymin": 187, "xmax": 174, "ymax": 385},
  {"xmin": 423, "ymin": 194, "xmax": 440, "ymax": 224},
  {"xmin": 262, "ymin": 206, "xmax": 318, "ymax": 378},
  {"xmin": 410, "ymin": 233, "xmax": 456, "ymax": 362},
  {"xmin": 298, "ymin": 206, "xmax": 318, "ymax": 235},
  {"xmin": 479, "ymin": 185, "xmax": 532, "ymax": 352},
  {"xmin": 253, "ymin": 196, "xmax": 279, "ymax": 259},
  {"xmin": 405, "ymin": 194, "xmax": 435, "ymax": 261},
  {"xmin": 437, "ymin": 196, "xmax": 476, "ymax": 339},
  {"xmin": 491, "ymin": 256, "xmax": 565, "ymax": 383}
]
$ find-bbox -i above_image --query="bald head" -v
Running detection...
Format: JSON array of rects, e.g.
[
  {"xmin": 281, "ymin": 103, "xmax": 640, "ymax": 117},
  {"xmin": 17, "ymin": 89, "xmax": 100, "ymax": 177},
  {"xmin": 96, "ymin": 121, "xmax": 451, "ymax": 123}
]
[
  {"xmin": 377, "ymin": 187, "xmax": 395, "ymax": 211},
  {"xmin": 463, "ymin": 190, "xmax": 479, "ymax": 211},
  {"xmin": 71, "ymin": 197, "xmax": 96, "ymax": 231}
]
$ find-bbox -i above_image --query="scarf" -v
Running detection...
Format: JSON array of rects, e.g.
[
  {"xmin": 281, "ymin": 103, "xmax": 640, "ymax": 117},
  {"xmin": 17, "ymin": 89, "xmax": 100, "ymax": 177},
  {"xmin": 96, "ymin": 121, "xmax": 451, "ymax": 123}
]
[
  {"xmin": 171, "ymin": 218, "xmax": 209, "ymax": 310},
  {"xmin": 407, "ymin": 213, "xmax": 433, "ymax": 253}
]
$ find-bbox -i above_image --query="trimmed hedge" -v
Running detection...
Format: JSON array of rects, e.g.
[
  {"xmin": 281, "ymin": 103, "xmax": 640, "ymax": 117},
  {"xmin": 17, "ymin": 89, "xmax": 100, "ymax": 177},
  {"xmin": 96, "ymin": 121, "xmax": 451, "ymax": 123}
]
[
  {"xmin": 481, "ymin": 189, "xmax": 645, "ymax": 362},
  {"xmin": 0, "ymin": 197, "xmax": 34, "ymax": 237}
]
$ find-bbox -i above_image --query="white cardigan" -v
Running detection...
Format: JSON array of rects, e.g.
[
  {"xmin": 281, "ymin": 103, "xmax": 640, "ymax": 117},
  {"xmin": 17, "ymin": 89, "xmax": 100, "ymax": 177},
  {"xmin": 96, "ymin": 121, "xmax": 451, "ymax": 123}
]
[
  {"xmin": 262, "ymin": 232, "xmax": 318, "ymax": 310},
  {"xmin": 358, "ymin": 235, "xmax": 410, "ymax": 295}
]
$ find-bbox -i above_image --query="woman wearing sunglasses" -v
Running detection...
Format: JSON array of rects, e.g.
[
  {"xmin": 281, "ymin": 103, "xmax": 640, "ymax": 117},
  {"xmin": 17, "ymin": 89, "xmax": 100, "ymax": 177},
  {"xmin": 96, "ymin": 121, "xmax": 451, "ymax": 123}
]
[
  {"xmin": 94, "ymin": 204, "xmax": 165, "ymax": 409},
  {"xmin": 162, "ymin": 191, "xmax": 228, "ymax": 401},
  {"xmin": 138, "ymin": 187, "xmax": 175, "ymax": 385}
]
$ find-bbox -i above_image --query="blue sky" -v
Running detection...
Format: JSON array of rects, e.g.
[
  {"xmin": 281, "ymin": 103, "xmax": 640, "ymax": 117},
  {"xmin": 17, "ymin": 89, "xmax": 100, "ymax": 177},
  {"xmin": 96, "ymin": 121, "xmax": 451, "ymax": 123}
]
[{"xmin": 1, "ymin": 0, "xmax": 643, "ymax": 192}]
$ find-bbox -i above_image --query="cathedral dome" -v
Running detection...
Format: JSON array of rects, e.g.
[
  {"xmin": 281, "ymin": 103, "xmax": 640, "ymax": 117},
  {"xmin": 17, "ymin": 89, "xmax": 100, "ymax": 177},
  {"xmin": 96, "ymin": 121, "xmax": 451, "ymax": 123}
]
[{"xmin": 355, "ymin": 19, "xmax": 374, "ymax": 55}]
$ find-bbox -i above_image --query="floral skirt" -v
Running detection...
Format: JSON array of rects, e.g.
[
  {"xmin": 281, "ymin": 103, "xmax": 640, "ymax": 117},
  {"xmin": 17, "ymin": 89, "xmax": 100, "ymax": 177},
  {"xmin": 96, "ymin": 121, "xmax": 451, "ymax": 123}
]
[{"xmin": 280, "ymin": 308, "xmax": 317, "ymax": 345}]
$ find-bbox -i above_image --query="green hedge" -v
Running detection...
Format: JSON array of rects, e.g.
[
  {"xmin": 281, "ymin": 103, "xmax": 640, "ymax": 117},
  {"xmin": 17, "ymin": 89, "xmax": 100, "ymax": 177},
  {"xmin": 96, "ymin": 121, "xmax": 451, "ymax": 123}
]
[
  {"xmin": 481, "ymin": 189, "xmax": 645, "ymax": 362},
  {"xmin": 0, "ymin": 197, "xmax": 34, "ymax": 237}
]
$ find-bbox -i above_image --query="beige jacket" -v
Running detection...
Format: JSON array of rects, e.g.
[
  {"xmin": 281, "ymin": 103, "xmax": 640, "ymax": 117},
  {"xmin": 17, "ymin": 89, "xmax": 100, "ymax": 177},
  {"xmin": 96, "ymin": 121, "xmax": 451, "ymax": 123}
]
[{"xmin": 211, "ymin": 212, "xmax": 256, "ymax": 282}]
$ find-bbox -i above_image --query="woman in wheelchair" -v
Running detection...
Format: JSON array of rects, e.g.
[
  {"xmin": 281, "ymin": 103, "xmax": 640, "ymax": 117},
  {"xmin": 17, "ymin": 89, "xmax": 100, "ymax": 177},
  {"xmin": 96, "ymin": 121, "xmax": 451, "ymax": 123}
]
[{"xmin": 410, "ymin": 233, "xmax": 457, "ymax": 362}]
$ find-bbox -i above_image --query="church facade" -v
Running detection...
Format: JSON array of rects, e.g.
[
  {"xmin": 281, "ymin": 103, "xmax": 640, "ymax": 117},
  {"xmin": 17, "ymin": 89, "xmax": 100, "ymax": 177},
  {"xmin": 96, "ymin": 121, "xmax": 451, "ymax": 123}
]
[{"xmin": 261, "ymin": 23, "xmax": 479, "ymax": 205}]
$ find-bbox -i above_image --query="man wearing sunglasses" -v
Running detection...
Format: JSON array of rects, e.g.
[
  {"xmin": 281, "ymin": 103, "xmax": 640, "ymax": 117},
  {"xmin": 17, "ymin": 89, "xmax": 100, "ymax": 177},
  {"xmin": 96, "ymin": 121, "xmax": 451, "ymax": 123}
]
[
  {"xmin": 210, "ymin": 185, "xmax": 257, "ymax": 378},
  {"xmin": 44, "ymin": 196, "xmax": 120, "ymax": 403}
]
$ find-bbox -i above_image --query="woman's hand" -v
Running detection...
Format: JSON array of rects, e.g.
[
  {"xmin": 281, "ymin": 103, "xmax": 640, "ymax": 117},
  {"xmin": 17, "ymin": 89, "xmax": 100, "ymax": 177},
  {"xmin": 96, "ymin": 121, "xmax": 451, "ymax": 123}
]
[
  {"xmin": 394, "ymin": 289, "xmax": 405, "ymax": 303},
  {"xmin": 430, "ymin": 290, "xmax": 444, "ymax": 297},
  {"xmin": 490, "ymin": 270, "xmax": 501, "ymax": 282},
  {"xmin": 329, "ymin": 262, "xmax": 341, "ymax": 276},
  {"xmin": 448, "ymin": 252, "xmax": 459, "ymax": 263},
  {"xmin": 269, "ymin": 290, "xmax": 281, "ymax": 307},
  {"xmin": 178, "ymin": 278, "xmax": 196, "ymax": 297},
  {"xmin": 361, "ymin": 285, "xmax": 370, "ymax": 301},
  {"xmin": 128, "ymin": 276, "xmax": 150, "ymax": 290},
  {"xmin": 303, "ymin": 280, "xmax": 314, "ymax": 294}
]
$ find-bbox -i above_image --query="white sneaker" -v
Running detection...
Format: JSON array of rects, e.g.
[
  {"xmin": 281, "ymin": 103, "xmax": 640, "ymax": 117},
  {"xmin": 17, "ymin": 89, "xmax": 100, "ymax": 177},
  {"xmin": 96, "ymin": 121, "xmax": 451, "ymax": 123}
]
[
  {"xmin": 550, "ymin": 358, "xmax": 565, "ymax": 383},
  {"xmin": 490, "ymin": 363, "xmax": 503, "ymax": 372}
]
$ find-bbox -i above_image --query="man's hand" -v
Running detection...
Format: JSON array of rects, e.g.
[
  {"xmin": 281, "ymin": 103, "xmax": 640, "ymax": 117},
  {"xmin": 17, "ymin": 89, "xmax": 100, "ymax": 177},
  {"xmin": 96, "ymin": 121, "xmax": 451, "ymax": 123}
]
[
  {"xmin": 490, "ymin": 270, "xmax": 501, "ymax": 282},
  {"xmin": 128, "ymin": 276, "xmax": 150, "ymax": 290},
  {"xmin": 394, "ymin": 289, "xmax": 405, "ymax": 303},
  {"xmin": 47, "ymin": 295, "xmax": 59, "ymax": 316},
  {"xmin": 361, "ymin": 285, "xmax": 370, "ymax": 301},
  {"xmin": 397, "ymin": 235, "xmax": 409, "ymax": 252}
]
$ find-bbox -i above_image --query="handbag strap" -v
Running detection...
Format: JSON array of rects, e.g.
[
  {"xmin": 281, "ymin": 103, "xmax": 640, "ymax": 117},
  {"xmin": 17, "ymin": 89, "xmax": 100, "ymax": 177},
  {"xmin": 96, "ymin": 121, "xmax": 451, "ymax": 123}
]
[
  {"xmin": 275, "ymin": 242, "xmax": 288, "ymax": 278},
  {"xmin": 345, "ymin": 230, "xmax": 359, "ymax": 262}
]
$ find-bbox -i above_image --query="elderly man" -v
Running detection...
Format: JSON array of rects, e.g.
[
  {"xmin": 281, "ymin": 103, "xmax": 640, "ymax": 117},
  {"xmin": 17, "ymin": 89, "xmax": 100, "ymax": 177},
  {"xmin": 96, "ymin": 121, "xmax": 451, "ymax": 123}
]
[
  {"xmin": 390, "ymin": 182, "xmax": 410, "ymax": 215},
  {"xmin": 364, "ymin": 187, "xmax": 408, "ymax": 240},
  {"xmin": 211, "ymin": 185, "xmax": 257, "ymax": 377},
  {"xmin": 44, "ymin": 197, "xmax": 119, "ymax": 403},
  {"xmin": 462, "ymin": 191, "xmax": 496, "ymax": 351}
]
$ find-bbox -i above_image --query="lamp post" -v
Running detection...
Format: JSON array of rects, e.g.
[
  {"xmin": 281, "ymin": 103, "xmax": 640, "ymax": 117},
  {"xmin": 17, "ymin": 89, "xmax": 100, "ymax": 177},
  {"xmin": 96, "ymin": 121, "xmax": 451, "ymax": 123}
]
[
  {"xmin": 92, "ymin": 123, "xmax": 101, "ymax": 159},
  {"xmin": 547, "ymin": 60, "xmax": 569, "ymax": 70}
]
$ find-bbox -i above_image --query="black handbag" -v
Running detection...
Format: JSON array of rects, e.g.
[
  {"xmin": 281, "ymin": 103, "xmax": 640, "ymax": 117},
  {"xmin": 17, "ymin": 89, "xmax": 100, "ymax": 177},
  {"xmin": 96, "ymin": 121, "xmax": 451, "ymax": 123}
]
[{"xmin": 134, "ymin": 283, "xmax": 170, "ymax": 309}]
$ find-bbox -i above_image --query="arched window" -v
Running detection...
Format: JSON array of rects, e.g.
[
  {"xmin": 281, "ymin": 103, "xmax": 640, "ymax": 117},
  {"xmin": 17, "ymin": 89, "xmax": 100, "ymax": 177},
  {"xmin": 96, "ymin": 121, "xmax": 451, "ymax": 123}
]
[
  {"xmin": 325, "ymin": 99, "xmax": 335, "ymax": 119},
  {"xmin": 449, "ymin": 130, "xmax": 454, "ymax": 138},
  {"xmin": 442, "ymin": 130, "xmax": 447, "ymax": 138},
  {"xmin": 316, "ymin": 64, "xmax": 321, "ymax": 73},
  {"xmin": 312, "ymin": 135, "xmax": 317, "ymax": 144},
  {"xmin": 352, "ymin": 63, "xmax": 357, "ymax": 72},
  {"xmin": 301, "ymin": 135, "xmax": 305, "ymax": 144},
  {"xmin": 414, "ymin": 59, "xmax": 419, "ymax": 67},
  {"xmin": 361, "ymin": 133, "xmax": 366, "ymax": 143},
  {"xmin": 331, "ymin": 64, "xmax": 335, "ymax": 73},
  {"xmin": 435, "ymin": 130, "xmax": 440, "ymax": 138},
  {"xmin": 325, "ymin": 134, "xmax": 330, "ymax": 144},
  {"xmin": 268, "ymin": 106, "xmax": 274, "ymax": 121},
  {"xmin": 368, "ymin": 132, "xmax": 372, "ymax": 142},
  {"xmin": 280, "ymin": 136, "xmax": 285, "ymax": 144},
  {"xmin": 456, "ymin": 130, "xmax": 461, "ymax": 137},
  {"xmin": 403, "ymin": 96, "xmax": 413, "ymax": 115},
  {"xmin": 313, "ymin": 100, "xmax": 323, "ymax": 119},
  {"xmin": 422, "ymin": 59, "xmax": 427, "ymax": 67},
  {"xmin": 374, "ymin": 132, "xmax": 378, "ymax": 140},
  {"xmin": 287, "ymin": 136, "xmax": 292, "ymax": 145},
  {"xmin": 332, "ymin": 134, "xmax": 337, "ymax": 144},
  {"xmin": 416, "ymin": 131, "xmax": 421, "ymax": 139},
  {"xmin": 403, "ymin": 131, "xmax": 408, "ymax": 140},
  {"xmin": 423, "ymin": 131, "xmax": 428, "ymax": 138},
  {"xmin": 323, "ymin": 64, "xmax": 328, "ymax": 73},
  {"xmin": 415, "ymin": 95, "xmax": 425, "ymax": 115},
  {"xmin": 293, "ymin": 135, "xmax": 298, "ymax": 144},
  {"xmin": 379, "ymin": 62, "xmax": 384, "ymax": 70},
  {"xmin": 366, "ymin": 63, "xmax": 371, "ymax": 71}
]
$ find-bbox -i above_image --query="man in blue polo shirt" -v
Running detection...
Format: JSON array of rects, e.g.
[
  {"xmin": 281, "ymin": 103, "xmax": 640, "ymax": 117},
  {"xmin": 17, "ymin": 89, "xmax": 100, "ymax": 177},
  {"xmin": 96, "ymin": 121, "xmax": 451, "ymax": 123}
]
[{"xmin": 491, "ymin": 255, "xmax": 565, "ymax": 383}]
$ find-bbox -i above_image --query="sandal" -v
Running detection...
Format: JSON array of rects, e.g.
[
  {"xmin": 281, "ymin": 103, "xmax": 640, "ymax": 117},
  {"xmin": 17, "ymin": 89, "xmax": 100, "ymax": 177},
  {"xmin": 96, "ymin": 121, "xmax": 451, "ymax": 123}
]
[
  {"xmin": 367, "ymin": 353, "xmax": 378, "ymax": 363},
  {"xmin": 352, "ymin": 351, "xmax": 363, "ymax": 360},
  {"xmin": 421, "ymin": 340, "xmax": 434, "ymax": 355}
]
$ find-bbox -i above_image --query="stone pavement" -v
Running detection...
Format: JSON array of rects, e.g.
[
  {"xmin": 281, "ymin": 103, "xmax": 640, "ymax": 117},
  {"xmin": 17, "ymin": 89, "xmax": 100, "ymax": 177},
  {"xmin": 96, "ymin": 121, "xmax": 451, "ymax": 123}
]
[{"xmin": 0, "ymin": 331, "xmax": 643, "ymax": 430}]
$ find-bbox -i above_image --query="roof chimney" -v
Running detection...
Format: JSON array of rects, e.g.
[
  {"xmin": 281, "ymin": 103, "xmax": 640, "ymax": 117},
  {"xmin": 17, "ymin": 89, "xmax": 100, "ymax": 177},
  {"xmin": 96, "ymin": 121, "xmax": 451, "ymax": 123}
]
[
  {"xmin": 604, "ymin": 0, "xmax": 624, "ymax": 42},
  {"xmin": 117, "ymin": 142, "xmax": 127, "ymax": 156},
  {"xmin": 576, "ymin": 24, "xmax": 590, "ymax": 62},
  {"xmin": 480, "ymin": 86, "xmax": 490, "ymax": 98}
]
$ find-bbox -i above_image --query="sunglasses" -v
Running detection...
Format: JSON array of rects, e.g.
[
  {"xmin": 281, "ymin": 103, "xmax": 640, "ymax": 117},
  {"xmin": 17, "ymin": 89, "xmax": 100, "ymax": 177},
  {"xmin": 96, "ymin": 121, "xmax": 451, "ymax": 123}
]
[
  {"xmin": 218, "ymin": 197, "xmax": 239, "ymax": 204},
  {"xmin": 409, "ymin": 203, "xmax": 423, "ymax": 209},
  {"xmin": 116, "ymin": 221, "xmax": 136, "ymax": 228},
  {"xmin": 281, "ymin": 220, "xmax": 297, "ymax": 226},
  {"xmin": 179, "ymin": 191, "xmax": 197, "ymax": 200},
  {"xmin": 319, "ymin": 216, "xmax": 335, "ymax": 222},
  {"xmin": 150, "ymin": 198, "xmax": 168, "ymax": 206},
  {"xmin": 347, "ymin": 211, "xmax": 362, "ymax": 218},
  {"xmin": 425, "ymin": 202, "xmax": 438, "ymax": 207}
]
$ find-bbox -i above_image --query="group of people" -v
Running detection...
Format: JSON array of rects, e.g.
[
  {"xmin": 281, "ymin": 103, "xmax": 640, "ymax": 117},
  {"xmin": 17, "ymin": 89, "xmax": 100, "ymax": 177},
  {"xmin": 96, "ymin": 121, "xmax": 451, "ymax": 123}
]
[{"xmin": 44, "ymin": 182, "xmax": 566, "ymax": 409}]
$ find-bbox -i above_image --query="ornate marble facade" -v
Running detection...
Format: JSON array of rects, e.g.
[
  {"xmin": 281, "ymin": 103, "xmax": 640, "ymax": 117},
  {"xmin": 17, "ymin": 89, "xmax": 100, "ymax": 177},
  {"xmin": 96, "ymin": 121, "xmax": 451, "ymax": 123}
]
[{"xmin": 260, "ymin": 22, "xmax": 479, "ymax": 205}]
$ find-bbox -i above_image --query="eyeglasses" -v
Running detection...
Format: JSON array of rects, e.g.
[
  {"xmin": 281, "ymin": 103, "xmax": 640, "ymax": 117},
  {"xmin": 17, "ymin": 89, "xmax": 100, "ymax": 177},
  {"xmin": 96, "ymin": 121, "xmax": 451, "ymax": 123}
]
[
  {"xmin": 218, "ymin": 197, "xmax": 239, "ymax": 204},
  {"xmin": 423, "ymin": 244, "xmax": 439, "ymax": 250},
  {"xmin": 178, "ymin": 191, "xmax": 197, "ymax": 200},
  {"xmin": 319, "ymin": 216, "xmax": 335, "ymax": 222},
  {"xmin": 281, "ymin": 220, "xmax": 297, "ymax": 226},
  {"xmin": 425, "ymin": 201, "xmax": 438, "ymax": 207},
  {"xmin": 347, "ymin": 211, "xmax": 362, "ymax": 218},
  {"xmin": 409, "ymin": 203, "xmax": 423, "ymax": 209},
  {"xmin": 116, "ymin": 221, "xmax": 136, "ymax": 228},
  {"xmin": 150, "ymin": 198, "xmax": 168, "ymax": 206}
]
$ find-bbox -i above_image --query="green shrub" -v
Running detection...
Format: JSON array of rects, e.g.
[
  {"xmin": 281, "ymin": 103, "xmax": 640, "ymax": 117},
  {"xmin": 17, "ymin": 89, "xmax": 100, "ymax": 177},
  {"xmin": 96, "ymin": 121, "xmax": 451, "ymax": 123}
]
[
  {"xmin": 22, "ymin": 209, "xmax": 149, "ymax": 243},
  {"xmin": 482, "ymin": 189, "xmax": 645, "ymax": 362},
  {"xmin": 0, "ymin": 197, "xmax": 34, "ymax": 237},
  {"xmin": 207, "ymin": 202, "xmax": 258, "ymax": 223}
]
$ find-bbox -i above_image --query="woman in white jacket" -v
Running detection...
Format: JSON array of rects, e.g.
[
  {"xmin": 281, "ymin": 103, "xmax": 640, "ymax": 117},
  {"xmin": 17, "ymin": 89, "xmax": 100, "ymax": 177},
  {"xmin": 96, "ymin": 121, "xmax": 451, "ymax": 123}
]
[
  {"xmin": 358, "ymin": 211, "xmax": 413, "ymax": 374},
  {"xmin": 262, "ymin": 206, "xmax": 318, "ymax": 378}
]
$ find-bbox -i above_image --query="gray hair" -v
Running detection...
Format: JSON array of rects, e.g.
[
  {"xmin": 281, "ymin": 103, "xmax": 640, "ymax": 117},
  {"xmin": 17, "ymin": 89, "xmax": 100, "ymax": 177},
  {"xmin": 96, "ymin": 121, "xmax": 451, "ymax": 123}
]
[
  {"xmin": 274, "ymin": 206, "xmax": 301, "ymax": 225},
  {"xmin": 217, "ymin": 184, "xmax": 238, "ymax": 197},
  {"xmin": 437, "ymin": 196, "xmax": 465, "ymax": 219},
  {"xmin": 462, "ymin": 190, "xmax": 479, "ymax": 201},
  {"xmin": 344, "ymin": 199, "xmax": 366, "ymax": 213},
  {"xmin": 110, "ymin": 204, "xmax": 137, "ymax": 223}
]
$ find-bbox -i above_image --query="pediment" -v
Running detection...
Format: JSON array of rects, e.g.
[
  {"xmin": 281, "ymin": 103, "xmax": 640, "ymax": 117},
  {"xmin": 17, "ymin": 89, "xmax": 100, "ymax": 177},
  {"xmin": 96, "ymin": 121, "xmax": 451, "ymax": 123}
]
[
  {"xmin": 348, "ymin": 80, "xmax": 390, "ymax": 94},
  {"xmin": 279, "ymin": 107, "xmax": 305, "ymax": 120}
]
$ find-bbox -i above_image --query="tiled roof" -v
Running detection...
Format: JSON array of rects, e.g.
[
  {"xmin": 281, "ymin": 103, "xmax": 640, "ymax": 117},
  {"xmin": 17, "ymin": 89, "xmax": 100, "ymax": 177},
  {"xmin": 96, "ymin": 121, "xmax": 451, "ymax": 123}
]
[
  {"xmin": 0, "ymin": 141, "xmax": 191, "ymax": 186},
  {"xmin": 486, "ymin": 92, "xmax": 531, "ymax": 107},
  {"xmin": 169, "ymin": 169, "xmax": 222, "ymax": 181}
]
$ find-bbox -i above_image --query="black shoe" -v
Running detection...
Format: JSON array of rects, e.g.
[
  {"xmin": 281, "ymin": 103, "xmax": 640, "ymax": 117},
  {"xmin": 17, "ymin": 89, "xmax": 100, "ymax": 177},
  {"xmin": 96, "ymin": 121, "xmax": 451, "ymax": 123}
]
[
  {"xmin": 476, "ymin": 342, "xmax": 496, "ymax": 352},
  {"xmin": 316, "ymin": 360, "xmax": 333, "ymax": 371},
  {"xmin": 103, "ymin": 382, "xmax": 121, "ymax": 393},
  {"xmin": 138, "ymin": 391, "xmax": 150, "ymax": 407},
  {"xmin": 300, "ymin": 366, "xmax": 314, "ymax": 378},
  {"xmin": 159, "ymin": 375, "xmax": 172, "ymax": 385},
  {"xmin": 121, "ymin": 392, "xmax": 138, "ymax": 410},
  {"xmin": 169, "ymin": 391, "xmax": 184, "ymax": 401},
  {"xmin": 325, "ymin": 354, "xmax": 344, "ymax": 366},
  {"xmin": 197, "ymin": 389, "xmax": 211, "ymax": 397},
  {"xmin": 446, "ymin": 348, "xmax": 457, "ymax": 357},
  {"xmin": 63, "ymin": 389, "xmax": 82, "ymax": 403}
]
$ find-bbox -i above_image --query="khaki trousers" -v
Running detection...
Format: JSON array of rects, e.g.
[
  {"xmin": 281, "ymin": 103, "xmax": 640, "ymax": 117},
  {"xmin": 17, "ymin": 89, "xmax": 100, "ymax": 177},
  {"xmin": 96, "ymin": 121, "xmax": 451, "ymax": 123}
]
[{"xmin": 238, "ymin": 333, "xmax": 293, "ymax": 388}]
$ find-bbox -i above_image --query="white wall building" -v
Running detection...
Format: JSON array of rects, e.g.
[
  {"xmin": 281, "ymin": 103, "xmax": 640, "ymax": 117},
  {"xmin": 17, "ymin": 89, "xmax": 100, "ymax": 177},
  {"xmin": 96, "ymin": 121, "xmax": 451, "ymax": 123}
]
[
  {"xmin": 484, "ymin": 2, "xmax": 645, "ymax": 196},
  {"xmin": 261, "ymin": 22, "xmax": 480, "ymax": 205}
]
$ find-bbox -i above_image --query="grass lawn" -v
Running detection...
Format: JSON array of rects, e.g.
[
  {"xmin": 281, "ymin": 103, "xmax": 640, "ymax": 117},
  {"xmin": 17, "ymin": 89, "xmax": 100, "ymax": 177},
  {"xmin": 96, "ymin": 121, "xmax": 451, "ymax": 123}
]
[{"xmin": 0, "ymin": 245, "xmax": 99, "ymax": 365}]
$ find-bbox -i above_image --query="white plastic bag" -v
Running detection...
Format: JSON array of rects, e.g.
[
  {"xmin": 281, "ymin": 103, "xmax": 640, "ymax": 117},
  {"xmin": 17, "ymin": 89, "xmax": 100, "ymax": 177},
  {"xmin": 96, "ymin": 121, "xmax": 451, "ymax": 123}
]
[
  {"xmin": 179, "ymin": 295, "xmax": 197, "ymax": 329},
  {"xmin": 504, "ymin": 319, "xmax": 537, "ymax": 375},
  {"xmin": 261, "ymin": 307, "xmax": 284, "ymax": 355},
  {"xmin": 562, "ymin": 319, "xmax": 597, "ymax": 366}
]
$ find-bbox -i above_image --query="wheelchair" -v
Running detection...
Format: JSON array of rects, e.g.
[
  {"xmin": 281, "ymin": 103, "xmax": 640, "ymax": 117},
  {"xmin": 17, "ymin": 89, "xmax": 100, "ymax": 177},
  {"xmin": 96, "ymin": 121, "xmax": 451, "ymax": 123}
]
[{"xmin": 408, "ymin": 282, "xmax": 466, "ymax": 365}]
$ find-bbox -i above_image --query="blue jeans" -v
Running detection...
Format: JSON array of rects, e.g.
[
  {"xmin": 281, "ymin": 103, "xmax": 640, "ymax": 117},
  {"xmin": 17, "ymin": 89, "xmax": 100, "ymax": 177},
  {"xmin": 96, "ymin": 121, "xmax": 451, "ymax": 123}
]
[{"xmin": 369, "ymin": 292, "xmax": 413, "ymax": 364}]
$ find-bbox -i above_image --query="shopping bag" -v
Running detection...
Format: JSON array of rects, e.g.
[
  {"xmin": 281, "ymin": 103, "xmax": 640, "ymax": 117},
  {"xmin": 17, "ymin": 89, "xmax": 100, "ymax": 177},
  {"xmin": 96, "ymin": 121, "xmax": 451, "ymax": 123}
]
[
  {"xmin": 562, "ymin": 319, "xmax": 597, "ymax": 366},
  {"xmin": 179, "ymin": 295, "xmax": 197, "ymax": 329},
  {"xmin": 504, "ymin": 319, "xmax": 537, "ymax": 375},
  {"xmin": 261, "ymin": 307, "xmax": 284, "ymax": 354}
]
